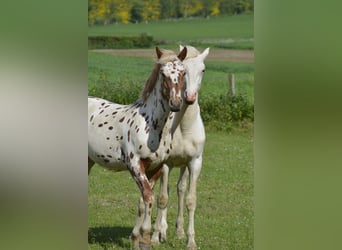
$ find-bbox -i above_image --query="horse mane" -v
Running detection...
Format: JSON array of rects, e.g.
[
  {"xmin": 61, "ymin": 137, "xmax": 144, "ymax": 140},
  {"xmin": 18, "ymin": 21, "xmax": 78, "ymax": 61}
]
[
  {"xmin": 183, "ymin": 45, "xmax": 200, "ymax": 59},
  {"xmin": 140, "ymin": 49, "xmax": 179, "ymax": 101}
]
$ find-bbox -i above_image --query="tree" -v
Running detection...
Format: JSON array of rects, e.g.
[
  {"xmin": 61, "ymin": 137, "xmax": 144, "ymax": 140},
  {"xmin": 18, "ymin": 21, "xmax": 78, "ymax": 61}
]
[
  {"xmin": 112, "ymin": 0, "xmax": 133, "ymax": 24},
  {"xmin": 88, "ymin": 0, "xmax": 112, "ymax": 25},
  {"xmin": 180, "ymin": 0, "xmax": 203, "ymax": 18},
  {"xmin": 131, "ymin": 0, "xmax": 144, "ymax": 22},
  {"xmin": 160, "ymin": 0, "xmax": 177, "ymax": 19},
  {"xmin": 142, "ymin": 0, "xmax": 161, "ymax": 22},
  {"xmin": 201, "ymin": 0, "xmax": 219, "ymax": 17}
]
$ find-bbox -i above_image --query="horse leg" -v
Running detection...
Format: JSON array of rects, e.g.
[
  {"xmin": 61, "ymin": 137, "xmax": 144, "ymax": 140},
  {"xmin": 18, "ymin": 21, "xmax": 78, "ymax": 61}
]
[
  {"xmin": 176, "ymin": 166, "xmax": 188, "ymax": 239},
  {"xmin": 186, "ymin": 155, "xmax": 202, "ymax": 250},
  {"xmin": 152, "ymin": 164, "xmax": 169, "ymax": 244},
  {"xmin": 131, "ymin": 197, "xmax": 145, "ymax": 249},
  {"xmin": 130, "ymin": 159, "xmax": 167, "ymax": 250},
  {"xmin": 88, "ymin": 157, "xmax": 94, "ymax": 175}
]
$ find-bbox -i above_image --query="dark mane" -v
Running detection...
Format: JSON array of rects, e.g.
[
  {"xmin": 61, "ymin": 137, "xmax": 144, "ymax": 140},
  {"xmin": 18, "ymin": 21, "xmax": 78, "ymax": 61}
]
[{"xmin": 140, "ymin": 49, "xmax": 179, "ymax": 101}]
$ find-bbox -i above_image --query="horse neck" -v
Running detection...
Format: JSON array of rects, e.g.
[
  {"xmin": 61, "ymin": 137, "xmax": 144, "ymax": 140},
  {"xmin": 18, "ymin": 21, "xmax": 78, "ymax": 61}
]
[
  {"xmin": 141, "ymin": 77, "xmax": 171, "ymax": 131},
  {"xmin": 170, "ymin": 99, "xmax": 200, "ymax": 134}
]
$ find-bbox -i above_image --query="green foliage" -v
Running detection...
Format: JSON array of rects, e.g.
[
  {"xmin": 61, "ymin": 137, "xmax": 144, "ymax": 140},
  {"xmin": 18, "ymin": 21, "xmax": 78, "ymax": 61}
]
[
  {"xmin": 199, "ymin": 93, "xmax": 254, "ymax": 131},
  {"xmin": 88, "ymin": 0, "xmax": 254, "ymax": 25},
  {"xmin": 88, "ymin": 70, "xmax": 142, "ymax": 104},
  {"xmin": 89, "ymin": 70, "xmax": 254, "ymax": 132},
  {"xmin": 88, "ymin": 33, "xmax": 154, "ymax": 49}
]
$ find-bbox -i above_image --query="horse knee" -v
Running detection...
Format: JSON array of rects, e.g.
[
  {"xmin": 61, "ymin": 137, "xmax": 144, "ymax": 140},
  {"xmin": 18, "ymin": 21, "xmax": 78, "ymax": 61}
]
[
  {"xmin": 186, "ymin": 194, "xmax": 196, "ymax": 210},
  {"xmin": 178, "ymin": 180, "xmax": 187, "ymax": 194},
  {"xmin": 158, "ymin": 194, "xmax": 168, "ymax": 209}
]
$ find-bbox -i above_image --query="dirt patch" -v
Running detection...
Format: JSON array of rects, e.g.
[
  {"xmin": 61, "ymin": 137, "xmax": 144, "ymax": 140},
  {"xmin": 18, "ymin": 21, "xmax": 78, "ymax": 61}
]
[{"xmin": 91, "ymin": 48, "xmax": 254, "ymax": 63}]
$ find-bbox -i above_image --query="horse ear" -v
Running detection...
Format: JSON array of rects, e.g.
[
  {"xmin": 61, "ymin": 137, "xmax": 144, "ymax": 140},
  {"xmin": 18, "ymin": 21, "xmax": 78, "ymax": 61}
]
[
  {"xmin": 156, "ymin": 47, "xmax": 163, "ymax": 59},
  {"xmin": 179, "ymin": 45, "xmax": 184, "ymax": 51},
  {"xmin": 178, "ymin": 46, "xmax": 187, "ymax": 61},
  {"xmin": 200, "ymin": 47, "xmax": 210, "ymax": 60}
]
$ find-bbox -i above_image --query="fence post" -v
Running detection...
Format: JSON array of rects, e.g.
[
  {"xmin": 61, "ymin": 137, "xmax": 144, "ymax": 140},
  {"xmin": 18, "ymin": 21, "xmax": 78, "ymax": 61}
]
[{"xmin": 228, "ymin": 73, "xmax": 235, "ymax": 98}]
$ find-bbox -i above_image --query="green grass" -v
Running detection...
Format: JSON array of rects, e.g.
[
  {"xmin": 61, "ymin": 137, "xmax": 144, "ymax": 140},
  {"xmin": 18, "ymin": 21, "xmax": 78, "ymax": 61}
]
[
  {"xmin": 88, "ymin": 51, "xmax": 254, "ymax": 104},
  {"xmin": 88, "ymin": 14, "xmax": 254, "ymax": 49},
  {"xmin": 88, "ymin": 131, "xmax": 254, "ymax": 249}
]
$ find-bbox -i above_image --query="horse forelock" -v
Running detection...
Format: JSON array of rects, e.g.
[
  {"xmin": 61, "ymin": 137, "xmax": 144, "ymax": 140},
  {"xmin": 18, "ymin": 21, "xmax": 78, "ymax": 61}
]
[
  {"xmin": 157, "ymin": 49, "xmax": 179, "ymax": 64},
  {"xmin": 184, "ymin": 46, "xmax": 200, "ymax": 59}
]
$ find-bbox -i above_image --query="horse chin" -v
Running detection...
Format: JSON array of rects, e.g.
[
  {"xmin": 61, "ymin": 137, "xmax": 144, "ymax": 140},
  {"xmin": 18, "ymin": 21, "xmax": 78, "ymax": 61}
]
[
  {"xmin": 170, "ymin": 106, "xmax": 181, "ymax": 112},
  {"xmin": 185, "ymin": 99, "xmax": 196, "ymax": 105}
]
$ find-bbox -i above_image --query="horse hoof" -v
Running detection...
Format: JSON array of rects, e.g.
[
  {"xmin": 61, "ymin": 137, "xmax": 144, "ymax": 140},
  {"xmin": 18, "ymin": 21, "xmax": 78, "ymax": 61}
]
[
  {"xmin": 187, "ymin": 242, "xmax": 197, "ymax": 250},
  {"xmin": 176, "ymin": 230, "xmax": 185, "ymax": 239},
  {"xmin": 139, "ymin": 242, "xmax": 151, "ymax": 250},
  {"xmin": 151, "ymin": 233, "xmax": 160, "ymax": 245}
]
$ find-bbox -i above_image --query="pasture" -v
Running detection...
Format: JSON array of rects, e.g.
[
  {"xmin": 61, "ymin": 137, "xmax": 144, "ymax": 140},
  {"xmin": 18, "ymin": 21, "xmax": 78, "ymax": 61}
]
[
  {"xmin": 88, "ymin": 51, "xmax": 254, "ymax": 104},
  {"xmin": 88, "ymin": 131, "xmax": 253, "ymax": 250},
  {"xmin": 88, "ymin": 14, "xmax": 254, "ymax": 50},
  {"xmin": 88, "ymin": 49, "xmax": 254, "ymax": 249},
  {"xmin": 89, "ymin": 14, "xmax": 254, "ymax": 249}
]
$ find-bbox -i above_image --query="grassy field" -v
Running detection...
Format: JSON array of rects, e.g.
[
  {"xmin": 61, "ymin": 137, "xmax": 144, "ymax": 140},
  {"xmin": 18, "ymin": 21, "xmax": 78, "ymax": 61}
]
[
  {"xmin": 88, "ymin": 51, "xmax": 254, "ymax": 104},
  {"xmin": 88, "ymin": 14, "xmax": 254, "ymax": 49},
  {"xmin": 88, "ymin": 14, "xmax": 254, "ymax": 248},
  {"xmin": 88, "ymin": 131, "xmax": 254, "ymax": 250}
]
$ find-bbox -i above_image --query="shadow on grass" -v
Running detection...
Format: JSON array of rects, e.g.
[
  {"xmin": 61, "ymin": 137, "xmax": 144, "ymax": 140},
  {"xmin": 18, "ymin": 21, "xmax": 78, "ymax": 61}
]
[{"xmin": 88, "ymin": 226, "xmax": 132, "ymax": 248}]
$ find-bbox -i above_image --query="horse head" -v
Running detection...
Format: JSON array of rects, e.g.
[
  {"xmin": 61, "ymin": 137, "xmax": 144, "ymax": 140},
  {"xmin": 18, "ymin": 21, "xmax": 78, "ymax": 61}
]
[
  {"xmin": 180, "ymin": 45, "xmax": 209, "ymax": 105},
  {"xmin": 156, "ymin": 46, "xmax": 187, "ymax": 112}
]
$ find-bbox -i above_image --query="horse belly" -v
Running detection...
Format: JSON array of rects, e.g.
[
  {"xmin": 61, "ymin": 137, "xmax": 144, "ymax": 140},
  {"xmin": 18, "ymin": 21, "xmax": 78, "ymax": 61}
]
[{"xmin": 88, "ymin": 143, "xmax": 127, "ymax": 171}]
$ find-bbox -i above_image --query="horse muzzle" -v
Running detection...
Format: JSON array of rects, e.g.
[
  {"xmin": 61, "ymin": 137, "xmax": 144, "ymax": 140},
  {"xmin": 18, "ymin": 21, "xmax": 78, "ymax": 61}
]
[
  {"xmin": 169, "ymin": 98, "xmax": 183, "ymax": 112},
  {"xmin": 184, "ymin": 91, "xmax": 197, "ymax": 105}
]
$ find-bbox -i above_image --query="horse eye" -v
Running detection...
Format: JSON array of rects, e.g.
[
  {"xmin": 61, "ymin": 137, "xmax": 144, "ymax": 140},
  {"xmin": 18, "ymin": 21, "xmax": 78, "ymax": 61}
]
[{"xmin": 202, "ymin": 69, "xmax": 205, "ymax": 73}]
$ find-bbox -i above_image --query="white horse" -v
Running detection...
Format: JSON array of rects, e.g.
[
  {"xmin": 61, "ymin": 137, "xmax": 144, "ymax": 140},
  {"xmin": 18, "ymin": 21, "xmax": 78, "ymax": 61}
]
[
  {"xmin": 151, "ymin": 45, "xmax": 209, "ymax": 250},
  {"xmin": 88, "ymin": 47, "xmax": 187, "ymax": 250}
]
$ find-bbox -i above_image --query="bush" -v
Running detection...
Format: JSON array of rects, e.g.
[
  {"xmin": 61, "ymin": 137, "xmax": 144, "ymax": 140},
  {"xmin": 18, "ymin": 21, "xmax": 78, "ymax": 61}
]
[
  {"xmin": 88, "ymin": 71, "xmax": 142, "ymax": 104},
  {"xmin": 88, "ymin": 33, "xmax": 154, "ymax": 49},
  {"xmin": 199, "ymin": 93, "xmax": 254, "ymax": 131},
  {"xmin": 89, "ymin": 72, "xmax": 254, "ymax": 131}
]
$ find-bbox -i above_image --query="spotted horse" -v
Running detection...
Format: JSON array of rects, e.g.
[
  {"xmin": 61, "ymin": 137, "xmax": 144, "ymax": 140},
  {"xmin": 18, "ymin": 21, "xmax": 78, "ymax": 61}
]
[
  {"xmin": 88, "ymin": 47, "xmax": 187, "ymax": 250},
  {"xmin": 151, "ymin": 45, "xmax": 209, "ymax": 250}
]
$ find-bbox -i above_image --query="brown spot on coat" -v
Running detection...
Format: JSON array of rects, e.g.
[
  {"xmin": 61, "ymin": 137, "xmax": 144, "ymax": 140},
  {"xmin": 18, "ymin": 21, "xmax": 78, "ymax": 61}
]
[{"xmin": 119, "ymin": 117, "xmax": 125, "ymax": 122}]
